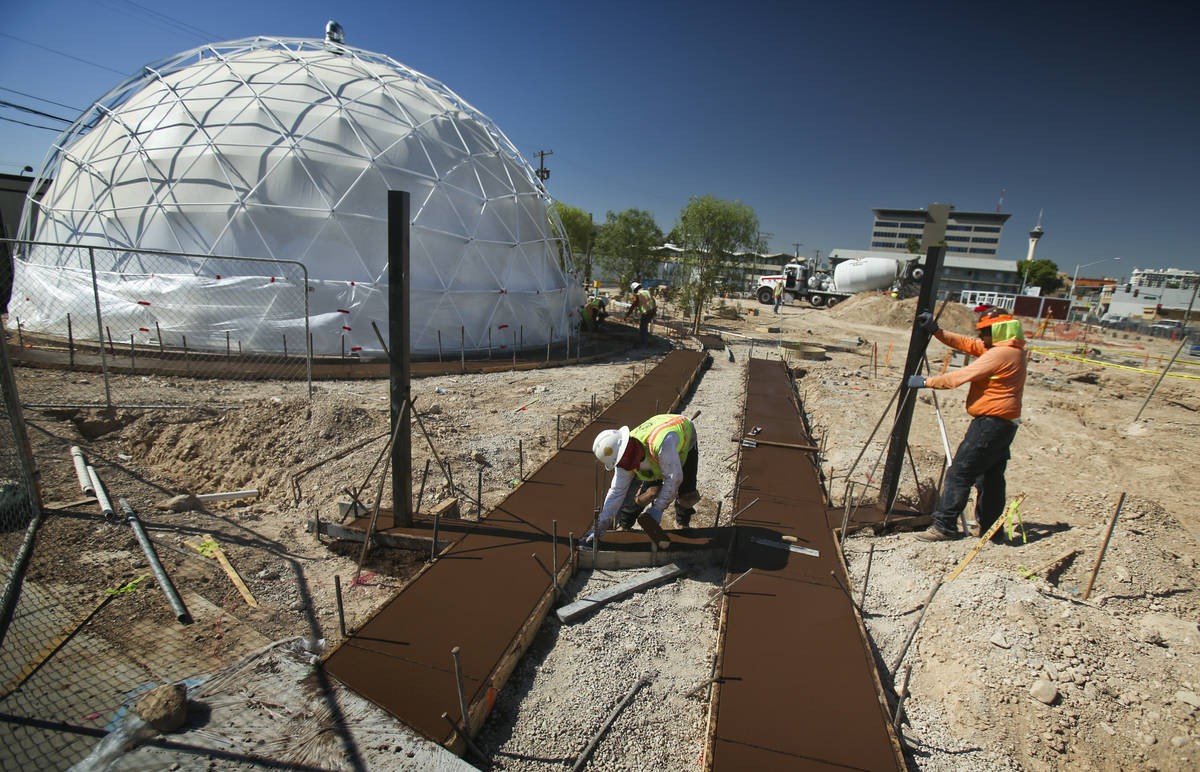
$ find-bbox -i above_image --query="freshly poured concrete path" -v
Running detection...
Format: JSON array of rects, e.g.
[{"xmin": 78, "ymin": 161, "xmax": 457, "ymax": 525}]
[
  {"xmin": 323, "ymin": 350, "xmax": 709, "ymax": 744},
  {"xmin": 709, "ymin": 358, "xmax": 904, "ymax": 770}
]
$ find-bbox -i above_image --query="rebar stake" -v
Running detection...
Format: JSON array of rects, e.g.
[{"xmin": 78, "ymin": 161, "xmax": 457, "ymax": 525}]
[
  {"xmin": 829, "ymin": 570, "xmax": 861, "ymax": 613},
  {"xmin": 860, "ymin": 543, "xmax": 876, "ymax": 611},
  {"xmin": 334, "ymin": 575, "xmax": 347, "ymax": 638},
  {"xmin": 451, "ymin": 646, "xmax": 471, "ymax": 738},
  {"xmin": 441, "ymin": 712, "xmax": 487, "ymax": 764}
]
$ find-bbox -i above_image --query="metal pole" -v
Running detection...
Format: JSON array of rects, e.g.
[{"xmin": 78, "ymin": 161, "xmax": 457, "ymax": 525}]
[
  {"xmin": 519, "ymin": 439, "xmax": 524, "ymax": 481},
  {"xmin": 438, "ymin": 330, "xmax": 442, "ymax": 362},
  {"xmin": 460, "ymin": 327, "xmax": 465, "ymax": 372},
  {"xmin": 67, "ymin": 313, "xmax": 74, "ymax": 369},
  {"xmin": 87, "ymin": 247, "xmax": 112, "ymax": 406},
  {"xmin": 182, "ymin": 335, "xmax": 189, "ymax": 375},
  {"xmin": 120, "ymin": 498, "xmax": 190, "ymax": 624},
  {"xmin": 476, "ymin": 466, "xmax": 483, "ymax": 517},
  {"xmin": 303, "ymin": 266, "xmax": 312, "ymax": 397},
  {"xmin": 879, "ymin": 246, "xmax": 944, "ymax": 509},
  {"xmin": 388, "ymin": 190, "xmax": 413, "ymax": 528}
]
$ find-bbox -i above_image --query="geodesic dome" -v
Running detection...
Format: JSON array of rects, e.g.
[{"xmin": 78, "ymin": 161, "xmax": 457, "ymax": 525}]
[{"xmin": 11, "ymin": 36, "xmax": 582, "ymax": 356}]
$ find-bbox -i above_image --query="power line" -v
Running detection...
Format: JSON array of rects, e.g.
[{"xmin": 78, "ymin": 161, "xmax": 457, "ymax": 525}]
[
  {"xmin": 0, "ymin": 114, "xmax": 63, "ymax": 132},
  {"xmin": 0, "ymin": 86, "xmax": 81, "ymax": 113},
  {"xmin": 0, "ymin": 32, "xmax": 128, "ymax": 75},
  {"xmin": 96, "ymin": 0, "xmax": 223, "ymax": 43},
  {"xmin": 119, "ymin": 0, "xmax": 224, "ymax": 40},
  {"xmin": 0, "ymin": 100, "xmax": 73, "ymax": 124}
]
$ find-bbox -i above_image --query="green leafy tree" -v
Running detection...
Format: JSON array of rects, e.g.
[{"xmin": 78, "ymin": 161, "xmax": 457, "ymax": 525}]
[
  {"xmin": 1016, "ymin": 259, "xmax": 1062, "ymax": 295},
  {"xmin": 673, "ymin": 195, "xmax": 760, "ymax": 334},
  {"xmin": 904, "ymin": 236, "xmax": 922, "ymax": 253},
  {"xmin": 594, "ymin": 208, "xmax": 664, "ymax": 292},
  {"xmin": 550, "ymin": 203, "xmax": 596, "ymax": 281}
]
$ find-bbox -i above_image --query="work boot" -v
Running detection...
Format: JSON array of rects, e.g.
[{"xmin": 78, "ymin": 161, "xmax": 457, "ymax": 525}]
[{"xmin": 914, "ymin": 525, "xmax": 961, "ymax": 542}]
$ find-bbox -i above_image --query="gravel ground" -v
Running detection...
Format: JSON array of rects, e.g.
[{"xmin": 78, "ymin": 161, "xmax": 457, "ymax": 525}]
[{"xmin": 476, "ymin": 339, "xmax": 746, "ymax": 770}]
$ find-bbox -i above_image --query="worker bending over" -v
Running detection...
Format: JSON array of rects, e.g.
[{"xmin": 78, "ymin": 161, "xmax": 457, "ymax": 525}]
[
  {"xmin": 908, "ymin": 310, "xmax": 1027, "ymax": 542},
  {"xmin": 583, "ymin": 413, "xmax": 701, "ymax": 545},
  {"xmin": 625, "ymin": 282, "xmax": 657, "ymax": 346},
  {"xmin": 581, "ymin": 295, "xmax": 608, "ymax": 332}
]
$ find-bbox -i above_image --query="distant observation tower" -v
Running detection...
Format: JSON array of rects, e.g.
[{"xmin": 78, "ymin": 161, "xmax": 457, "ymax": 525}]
[{"xmin": 1026, "ymin": 209, "xmax": 1045, "ymax": 262}]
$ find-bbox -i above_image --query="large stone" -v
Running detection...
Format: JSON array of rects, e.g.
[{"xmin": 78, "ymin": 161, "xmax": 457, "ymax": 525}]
[
  {"xmin": 1138, "ymin": 613, "xmax": 1200, "ymax": 647},
  {"xmin": 158, "ymin": 494, "xmax": 201, "ymax": 512},
  {"xmin": 135, "ymin": 683, "xmax": 187, "ymax": 732},
  {"xmin": 1031, "ymin": 679, "xmax": 1059, "ymax": 704},
  {"xmin": 1176, "ymin": 690, "xmax": 1200, "ymax": 708}
]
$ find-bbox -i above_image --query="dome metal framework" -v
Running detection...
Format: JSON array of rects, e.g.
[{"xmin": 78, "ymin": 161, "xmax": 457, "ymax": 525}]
[{"xmin": 13, "ymin": 36, "xmax": 580, "ymax": 356}]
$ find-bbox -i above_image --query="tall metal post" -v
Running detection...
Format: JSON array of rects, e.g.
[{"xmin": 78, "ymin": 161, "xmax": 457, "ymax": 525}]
[
  {"xmin": 388, "ymin": 191, "xmax": 413, "ymax": 527},
  {"xmin": 878, "ymin": 245, "xmax": 944, "ymax": 512}
]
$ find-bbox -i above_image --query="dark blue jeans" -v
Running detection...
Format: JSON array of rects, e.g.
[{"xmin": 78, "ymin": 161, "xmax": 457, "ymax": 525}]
[
  {"xmin": 932, "ymin": 415, "xmax": 1018, "ymax": 535},
  {"xmin": 617, "ymin": 441, "xmax": 700, "ymax": 528},
  {"xmin": 638, "ymin": 311, "xmax": 655, "ymax": 345}
]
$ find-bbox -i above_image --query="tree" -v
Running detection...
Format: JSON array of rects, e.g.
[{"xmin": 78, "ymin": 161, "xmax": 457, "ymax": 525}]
[
  {"xmin": 1016, "ymin": 259, "xmax": 1062, "ymax": 295},
  {"xmin": 672, "ymin": 195, "xmax": 760, "ymax": 334},
  {"xmin": 550, "ymin": 203, "xmax": 596, "ymax": 282},
  {"xmin": 904, "ymin": 236, "xmax": 921, "ymax": 254},
  {"xmin": 594, "ymin": 208, "xmax": 664, "ymax": 292}
]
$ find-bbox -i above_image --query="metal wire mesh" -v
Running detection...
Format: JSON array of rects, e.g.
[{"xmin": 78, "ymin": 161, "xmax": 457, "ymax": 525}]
[{"xmin": 5, "ymin": 240, "xmax": 312, "ymax": 407}]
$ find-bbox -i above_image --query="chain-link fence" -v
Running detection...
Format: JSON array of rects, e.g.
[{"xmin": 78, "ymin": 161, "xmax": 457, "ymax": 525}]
[{"xmin": 4, "ymin": 240, "xmax": 312, "ymax": 407}]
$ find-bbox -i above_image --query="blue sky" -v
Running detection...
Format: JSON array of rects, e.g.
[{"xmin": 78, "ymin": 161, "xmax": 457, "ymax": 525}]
[{"xmin": 3, "ymin": 0, "xmax": 1197, "ymax": 277}]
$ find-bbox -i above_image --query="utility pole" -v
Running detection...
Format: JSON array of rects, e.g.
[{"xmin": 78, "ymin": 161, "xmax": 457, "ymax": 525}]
[
  {"xmin": 534, "ymin": 150, "xmax": 552, "ymax": 182},
  {"xmin": 792, "ymin": 242, "xmax": 802, "ymax": 258},
  {"xmin": 813, "ymin": 249, "xmax": 822, "ymax": 268}
]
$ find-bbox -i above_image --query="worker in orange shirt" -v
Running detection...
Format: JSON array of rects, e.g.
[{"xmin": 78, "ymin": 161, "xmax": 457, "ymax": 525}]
[{"xmin": 907, "ymin": 310, "xmax": 1027, "ymax": 542}]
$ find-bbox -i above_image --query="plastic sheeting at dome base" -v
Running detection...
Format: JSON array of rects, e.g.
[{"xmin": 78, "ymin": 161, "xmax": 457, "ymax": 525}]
[{"xmin": 11, "ymin": 37, "xmax": 584, "ymax": 356}]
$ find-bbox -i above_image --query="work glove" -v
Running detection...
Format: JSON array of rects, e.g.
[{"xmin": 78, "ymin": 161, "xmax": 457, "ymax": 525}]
[
  {"xmin": 579, "ymin": 530, "xmax": 596, "ymax": 549},
  {"xmin": 916, "ymin": 311, "xmax": 938, "ymax": 334},
  {"xmin": 644, "ymin": 506, "xmax": 663, "ymax": 523},
  {"xmin": 907, "ymin": 375, "xmax": 927, "ymax": 389}
]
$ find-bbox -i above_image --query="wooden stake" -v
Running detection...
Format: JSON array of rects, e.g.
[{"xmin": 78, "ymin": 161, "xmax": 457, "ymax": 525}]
[
  {"xmin": 184, "ymin": 533, "xmax": 259, "ymax": 607},
  {"xmin": 944, "ymin": 493, "xmax": 1026, "ymax": 582}
]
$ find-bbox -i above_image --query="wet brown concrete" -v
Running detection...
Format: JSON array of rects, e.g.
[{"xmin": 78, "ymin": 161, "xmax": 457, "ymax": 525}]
[
  {"xmin": 322, "ymin": 349, "xmax": 709, "ymax": 744},
  {"xmin": 711, "ymin": 358, "xmax": 903, "ymax": 770}
]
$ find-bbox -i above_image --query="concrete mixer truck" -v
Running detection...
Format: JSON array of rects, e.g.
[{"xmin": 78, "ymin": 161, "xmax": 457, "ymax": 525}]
[{"xmin": 754, "ymin": 255, "xmax": 922, "ymax": 308}]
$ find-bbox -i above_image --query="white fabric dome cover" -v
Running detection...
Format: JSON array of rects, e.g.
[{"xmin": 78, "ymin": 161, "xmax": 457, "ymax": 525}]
[{"xmin": 13, "ymin": 36, "xmax": 582, "ymax": 356}]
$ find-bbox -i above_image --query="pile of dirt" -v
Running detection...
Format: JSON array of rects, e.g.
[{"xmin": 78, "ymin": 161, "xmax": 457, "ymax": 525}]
[{"xmin": 829, "ymin": 293, "xmax": 978, "ymax": 333}]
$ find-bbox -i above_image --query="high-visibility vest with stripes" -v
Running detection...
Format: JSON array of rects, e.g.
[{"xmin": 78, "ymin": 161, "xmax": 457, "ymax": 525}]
[
  {"xmin": 629, "ymin": 414, "xmax": 693, "ymax": 481},
  {"xmin": 636, "ymin": 289, "xmax": 656, "ymax": 314}
]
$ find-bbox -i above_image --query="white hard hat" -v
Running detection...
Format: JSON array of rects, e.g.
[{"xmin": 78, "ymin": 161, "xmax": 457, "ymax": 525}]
[
  {"xmin": 630, "ymin": 282, "xmax": 641, "ymax": 292},
  {"xmin": 593, "ymin": 426, "xmax": 630, "ymax": 471}
]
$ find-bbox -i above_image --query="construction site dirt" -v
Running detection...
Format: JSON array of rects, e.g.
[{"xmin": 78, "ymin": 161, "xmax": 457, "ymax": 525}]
[{"xmin": 3, "ymin": 291, "xmax": 1199, "ymax": 771}]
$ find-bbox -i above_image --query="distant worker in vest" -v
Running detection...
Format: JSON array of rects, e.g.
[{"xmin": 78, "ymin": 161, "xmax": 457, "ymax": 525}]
[
  {"xmin": 582, "ymin": 413, "xmax": 701, "ymax": 546},
  {"xmin": 772, "ymin": 280, "xmax": 784, "ymax": 314},
  {"xmin": 908, "ymin": 309, "xmax": 1027, "ymax": 542},
  {"xmin": 625, "ymin": 282, "xmax": 657, "ymax": 346},
  {"xmin": 582, "ymin": 294, "xmax": 608, "ymax": 332}
]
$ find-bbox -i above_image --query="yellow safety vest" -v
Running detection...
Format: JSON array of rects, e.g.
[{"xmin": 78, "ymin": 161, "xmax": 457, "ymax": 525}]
[
  {"xmin": 636, "ymin": 289, "xmax": 657, "ymax": 314},
  {"xmin": 629, "ymin": 414, "xmax": 693, "ymax": 481}
]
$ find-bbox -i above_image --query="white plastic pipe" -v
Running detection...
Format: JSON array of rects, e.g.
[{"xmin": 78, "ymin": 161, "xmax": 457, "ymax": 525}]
[
  {"xmin": 87, "ymin": 465, "xmax": 114, "ymax": 519},
  {"xmin": 70, "ymin": 446, "xmax": 94, "ymax": 496},
  {"xmin": 194, "ymin": 489, "xmax": 259, "ymax": 502}
]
